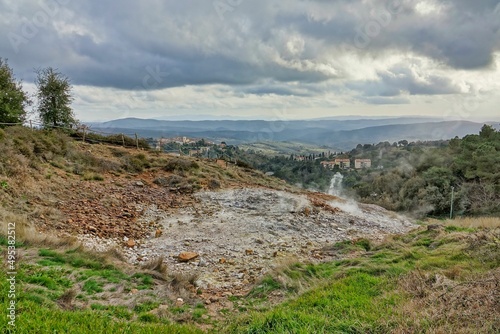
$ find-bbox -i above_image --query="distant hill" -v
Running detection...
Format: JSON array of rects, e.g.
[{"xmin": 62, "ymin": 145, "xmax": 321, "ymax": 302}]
[{"xmin": 87, "ymin": 117, "xmax": 496, "ymax": 150}]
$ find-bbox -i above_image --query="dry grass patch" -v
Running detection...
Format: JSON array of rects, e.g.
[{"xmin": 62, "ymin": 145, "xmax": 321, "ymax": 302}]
[
  {"xmin": 0, "ymin": 209, "xmax": 77, "ymax": 248},
  {"xmin": 140, "ymin": 256, "xmax": 168, "ymax": 280},
  {"xmin": 395, "ymin": 268, "xmax": 500, "ymax": 333},
  {"xmin": 446, "ymin": 216, "xmax": 500, "ymax": 228}
]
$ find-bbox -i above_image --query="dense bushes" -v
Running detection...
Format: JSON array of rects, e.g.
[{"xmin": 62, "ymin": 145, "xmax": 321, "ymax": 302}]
[
  {"xmin": 345, "ymin": 125, "xmax": 500, "ymax": 217},
  {"xmin": 163, "ymin": 158, "xmax": 199, "ymax": 172}
]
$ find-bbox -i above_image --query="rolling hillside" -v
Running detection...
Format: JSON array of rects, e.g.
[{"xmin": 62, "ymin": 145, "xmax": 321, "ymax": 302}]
[{"xmin": 88, "ymin": 117, "xmax": 495, "ymax": 150}]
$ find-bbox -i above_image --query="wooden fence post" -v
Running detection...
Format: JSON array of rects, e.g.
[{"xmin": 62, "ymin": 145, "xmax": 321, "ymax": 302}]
[
  {"xmin": 121, "ymin": 134, "xmax": 125, "ymax": 147},
  {"xmin": 82, "ymin": 126, "xmax": 87, "ymax": 143},
  {"xmin": 135, "ymin": 133, "xmax": 139, "ymax": 150}
]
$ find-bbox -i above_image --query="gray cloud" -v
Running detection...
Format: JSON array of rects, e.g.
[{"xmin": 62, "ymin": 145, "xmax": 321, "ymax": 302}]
[
  {"xmin": 347, "ymin": 62, "xmax": 462, "ymax": 100},
  {"xmin": 360, "ymin": 96, "xmax": 411, "ymax": 105},
  {"xmin": 0, "ymin": 0, "xmax": 498, "ymax": 100}
]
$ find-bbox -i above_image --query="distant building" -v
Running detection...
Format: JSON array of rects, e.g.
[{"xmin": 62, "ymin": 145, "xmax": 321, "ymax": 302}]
[
  {"xmin": 335, "ymin": 158, "xmax": 351, "ymax": 169},
  {"xmin": 354, "ymin": 159, "xmax": 371, "ymax": 169},
  {"xmin": 160, "ymin": 136, "xmax": 196, "ymax": 145},
  {"xmin": 321, "ymin": 161, "xmax": 337, "ymax": 169},
  {"xmin": 166, "ymin": 152, "xmax": 181, "ymax": 157}
]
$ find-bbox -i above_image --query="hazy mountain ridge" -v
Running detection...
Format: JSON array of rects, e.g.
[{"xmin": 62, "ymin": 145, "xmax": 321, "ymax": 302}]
[{"xmin": 87, "ymin": 117, "xmax": 496, "ymax": 150}]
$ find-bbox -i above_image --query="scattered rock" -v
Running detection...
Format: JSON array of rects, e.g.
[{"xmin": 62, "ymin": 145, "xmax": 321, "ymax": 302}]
[
  {"xmin": 245, "ymin": 249, "xmax": 254, "ymax": 255},
  {"xmin": 175, "ymin": 298, "xmax": 184, "ymax": 307},
  {"xmin": 130, "ymin": 289, "xmax": 138, "ymax": 294},
  {"xmin": 198, "ymin": 258, "xmax": 208, "ymax": 267},
  {"xmin": 219, "ymin": 257, "xmax": 226, "ymax": 264},
  {"xmin": 126, "ymin": 239, "xmax": 136, "ymax": 248},
  {"xmin": 178, "ymin": 252, "xmax": 199, "ymax": 262},
  {"xmin": 136, "ymin": 181, "xmax": 144, "ymax": 187},
  {"xmin": 155, "ymin": 229, "xmax": 162, "ymax": 238},
  {"xmin": 303, "ymin": 207, "xmax": 311, "ymax": 216}
]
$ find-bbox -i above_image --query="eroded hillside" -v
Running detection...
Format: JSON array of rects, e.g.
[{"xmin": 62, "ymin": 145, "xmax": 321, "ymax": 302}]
[{"xmin": 0, "ymin": 127, "xmax": 418, "ymax": 330}]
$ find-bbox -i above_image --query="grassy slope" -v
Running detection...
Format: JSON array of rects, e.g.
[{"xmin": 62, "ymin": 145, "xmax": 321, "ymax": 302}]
[
  {"xmin": 222, "ymin": 218, "xmax": 499, "ymax": 333},
  {"xmin": 0, "ymin": 237, "xmax": 204, "ymax": 333}
]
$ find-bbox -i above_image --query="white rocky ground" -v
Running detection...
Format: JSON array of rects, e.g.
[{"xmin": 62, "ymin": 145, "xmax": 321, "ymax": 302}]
[{"xmin": 79, "ymin": 188, "xmax": 414, "ymax": 291}]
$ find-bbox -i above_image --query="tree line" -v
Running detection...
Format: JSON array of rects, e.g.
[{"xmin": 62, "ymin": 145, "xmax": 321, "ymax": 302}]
[
  {"xmin": 0, "ymin": 58, "xmax": 77, "ymax": 129},
  {"xmin": 342, "ymin": 125, "xmax": 499, "ymax": 217}
]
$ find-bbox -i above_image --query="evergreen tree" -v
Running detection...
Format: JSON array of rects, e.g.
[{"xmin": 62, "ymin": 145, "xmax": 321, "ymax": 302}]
[{"xmin": 35, "ymin": 67, "xmax": 77, "ymax": 129}]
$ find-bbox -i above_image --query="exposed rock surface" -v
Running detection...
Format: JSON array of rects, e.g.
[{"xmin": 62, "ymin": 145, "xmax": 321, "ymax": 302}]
[
  {"xmin": 79, "ymin": 187, "xmax": 414, "ymax": 292},
  {"xmin": 178, "ymin": 252, "xmax": 199, "ymax": 262}
]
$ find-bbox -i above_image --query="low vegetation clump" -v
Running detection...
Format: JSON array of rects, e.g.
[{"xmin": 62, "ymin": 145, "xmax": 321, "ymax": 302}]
[{"xmin": 164, "ymin": 158, "xmax": 200, "ymax": 172}]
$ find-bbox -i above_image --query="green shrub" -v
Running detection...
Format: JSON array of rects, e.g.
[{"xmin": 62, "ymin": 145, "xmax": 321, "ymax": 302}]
[
  {"xmin": 164, "ymin": 158, "xmax": 199, "ymax": 172},
  {"xmin": 138, "ymin": 313, "xmax": 159, "ymax": 323}
]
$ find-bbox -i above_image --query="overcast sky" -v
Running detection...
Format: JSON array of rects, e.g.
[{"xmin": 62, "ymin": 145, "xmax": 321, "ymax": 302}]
[{"xmin": 1, "ymin": 0, "xmax": 499, "ymax": 121}]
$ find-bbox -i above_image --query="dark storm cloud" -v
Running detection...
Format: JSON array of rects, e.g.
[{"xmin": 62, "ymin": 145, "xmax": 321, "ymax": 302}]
[{"xmin": 0, "ymin": 0, "xmax": 498, "ymax": 97}]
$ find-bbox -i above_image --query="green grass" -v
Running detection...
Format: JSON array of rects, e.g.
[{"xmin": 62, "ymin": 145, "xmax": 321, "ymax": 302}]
[
  {"xmin": 131, "ymin": 273, "xmax": 155, "ymax": 290},
  {"xmin": 223, "ymin": 223, "xmax": 499, "ymax": 333},
  {"xmin": 82, "ymin": 279, "xmax": 103, "ymax": 294},
  {"xmin": 228, "ymin": 273, "xmax": 400, "ymax": 333},
  {"xmin": 0, "ymin": 235, "xmax": 25, "ymax": 247},
  {"xmin": 134, "ymin": 301, "xmax": 160, "ymax": 313},
  {"xmin": 23, "ymin": 267, "xmax": 73, "ymax": 291},
  {"xmin": 138, "ymin": 313, "xmax": 159, "ymax": 323},
  {"xmin": 0, "ymin": 256, "xmax": 201, "ymax": 334},
  {"xmin": 192, "ymin": 304, "xmax": 208, "ymax": 320},
  {"xmin": 78, "ymin": 268, "xmax": 128, "ymax": 283},
  {"xmin": 444, "ymin": 225, "xmax": 477, "ymax": 233},
  {"xmin": 0, "ymin": 299, "xmax": 201, "ymax": 334}
]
